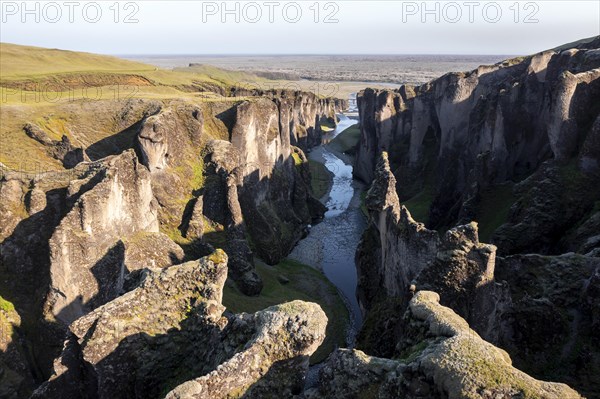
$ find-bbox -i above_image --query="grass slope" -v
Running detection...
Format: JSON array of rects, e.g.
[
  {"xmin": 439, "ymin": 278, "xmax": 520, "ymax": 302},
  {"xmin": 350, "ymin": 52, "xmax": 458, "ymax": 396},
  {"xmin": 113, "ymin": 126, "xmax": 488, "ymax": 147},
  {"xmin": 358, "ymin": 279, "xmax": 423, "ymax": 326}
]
[
  {"xmin": 0, "ymin": 43, "xmax": 266, "ymax": 170},
  {"xmin": 308, "ymin": 159, "xmax": 333, "ymax": 199},
  {"xmin": 328, "ymin": 124, "xmax": 360, "ymax": 154},
  {"xmin": 0, "ymin": 42, "xmax": 154, "ymax": 79},
  {"xmin": 476, "ymin": 183, "xmax": 515, "ymax": 242}
]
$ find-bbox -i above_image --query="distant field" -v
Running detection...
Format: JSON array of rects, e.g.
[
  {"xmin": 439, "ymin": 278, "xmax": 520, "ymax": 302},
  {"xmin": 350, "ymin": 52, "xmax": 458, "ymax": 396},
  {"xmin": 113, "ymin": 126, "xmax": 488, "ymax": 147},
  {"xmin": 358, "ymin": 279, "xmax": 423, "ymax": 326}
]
[{"xmin": 125, "ymin": 54, "xmax": 509, "ymax": 85}]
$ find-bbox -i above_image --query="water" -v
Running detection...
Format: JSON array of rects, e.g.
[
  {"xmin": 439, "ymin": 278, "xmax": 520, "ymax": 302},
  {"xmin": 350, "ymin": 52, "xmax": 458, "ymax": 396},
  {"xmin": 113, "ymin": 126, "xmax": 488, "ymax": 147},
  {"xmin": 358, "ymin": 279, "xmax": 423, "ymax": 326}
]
[
  {"xmin": 290, "ymin": 112, "xmax": 365, "ymax": 345},
  {"xmin": 322, "ymin": 116, "xmax": 357, "ymax": 218}
]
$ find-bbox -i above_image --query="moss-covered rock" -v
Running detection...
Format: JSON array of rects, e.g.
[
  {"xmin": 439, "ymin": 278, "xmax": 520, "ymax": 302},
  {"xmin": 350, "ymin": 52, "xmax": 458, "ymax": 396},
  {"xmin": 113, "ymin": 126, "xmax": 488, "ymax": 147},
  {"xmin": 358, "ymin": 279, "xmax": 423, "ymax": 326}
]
[
  {"xmin": 33, "ymin": 251, "xmax": 327, "ymax": 399},
  {"xmin": 307, "ymin": 291, "xmax": 583, "ymax": 399}
]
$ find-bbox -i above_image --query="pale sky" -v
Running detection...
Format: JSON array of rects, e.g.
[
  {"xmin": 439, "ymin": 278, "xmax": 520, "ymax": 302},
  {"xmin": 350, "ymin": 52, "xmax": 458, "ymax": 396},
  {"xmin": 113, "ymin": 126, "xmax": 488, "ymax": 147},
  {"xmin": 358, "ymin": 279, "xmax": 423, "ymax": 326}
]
[{"xmin": 1, "ymin": 0, "xmax": 598, "ymax": 55}]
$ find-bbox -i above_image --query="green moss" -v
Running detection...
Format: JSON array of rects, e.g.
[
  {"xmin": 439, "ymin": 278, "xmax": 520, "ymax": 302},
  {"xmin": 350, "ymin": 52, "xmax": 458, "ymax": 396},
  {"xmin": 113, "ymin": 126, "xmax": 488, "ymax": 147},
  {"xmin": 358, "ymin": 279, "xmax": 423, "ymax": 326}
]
[
  {"xmin": 398, "ymin": 340, "xmax": 429, "ymax": 363},
  {"xmin": 0, "ymin": 296, "xmax": 15, "ymax": 313},
  {"xmin": 291, "ymin": 152, "xmax": 303, "ymax": 166},
  {"xmin": 356, "ymin": 297, "xmax": 405, "ymax": 357},
  {"xmin": 403, "ymin": 187, "xmax": 434, "ymax": 224},
  {"xmin": 320, "ymin": 118, "xmax": 336, "ymax": 131},
  {"xmin": 208, "ymin": 249, "xmax": 227, "ymax": 264},
  {"xmin": 399, "ymin": 139, "xmax": 438, "ymax": 226},
  {"xmin": 190, "ymin": 157, "xmax": 205, "ymax": 190},
  {"xmin": 223, "ymin": 259, "xmax": 349, "ymax": 364},
  {"xmin": 360, "ymin": 191, "xmax": 369, "ymax": 217},
  {"xmin": 439, "ymin": 338, "xmax": 544, "ymax": 399}
]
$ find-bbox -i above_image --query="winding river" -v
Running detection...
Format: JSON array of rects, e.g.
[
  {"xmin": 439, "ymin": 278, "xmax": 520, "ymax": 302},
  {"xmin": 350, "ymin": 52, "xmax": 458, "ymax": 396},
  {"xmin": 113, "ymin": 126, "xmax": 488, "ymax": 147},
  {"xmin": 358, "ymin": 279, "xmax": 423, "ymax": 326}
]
[{"xmin": 289, "ymin": 112, "xmax": 366, "ymax": 345}]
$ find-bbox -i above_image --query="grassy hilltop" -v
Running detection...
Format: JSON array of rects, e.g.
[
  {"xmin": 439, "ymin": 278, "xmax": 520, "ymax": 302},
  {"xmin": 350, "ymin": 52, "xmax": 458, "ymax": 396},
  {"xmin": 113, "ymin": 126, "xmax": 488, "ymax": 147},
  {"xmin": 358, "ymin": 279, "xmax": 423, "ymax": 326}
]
[{"xmin": 0, "ymin": 42, "xmax": 273, "ymax": 170}]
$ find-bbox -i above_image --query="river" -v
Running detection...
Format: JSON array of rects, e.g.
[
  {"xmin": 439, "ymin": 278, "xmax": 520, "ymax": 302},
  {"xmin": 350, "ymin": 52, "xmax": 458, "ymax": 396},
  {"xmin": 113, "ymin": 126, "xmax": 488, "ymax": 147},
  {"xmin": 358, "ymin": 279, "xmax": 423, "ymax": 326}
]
[{"xmin": 289, "ymin": 112, "xmax": 366, "ymax": 346}]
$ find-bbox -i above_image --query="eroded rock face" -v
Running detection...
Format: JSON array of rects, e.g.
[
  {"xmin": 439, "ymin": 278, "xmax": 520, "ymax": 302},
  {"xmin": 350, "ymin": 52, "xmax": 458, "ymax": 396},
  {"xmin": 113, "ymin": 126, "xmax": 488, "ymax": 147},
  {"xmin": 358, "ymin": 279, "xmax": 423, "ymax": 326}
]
[
  {"xmin": 493, "ymin": 254, "xmax": 600, "ymax": 395},
  {"xmin": 230, "ymin": 88, "xmax": 347, "ymax": 151},
  {"xmin": 0, "ymin": 297, "xmax": 35, "ymax": 399},
  {"xmin": 354, "ymin": 40, "xmax": 600, "ymax": 252},
  {"xmin": 200, "ymin": 139, "xmax": 262, "ymax": 295},
  {"xmin": 356, "ymin": 152, "xmax": 600, "ymax": 395},
  {"xmin": 45, "ymin": 150, "xmax": 172, "ymax": 324},
  {"xmin": 306, "ymin": 291, "xmax": 583, "ymax": 399},
  {"xmin": 33, "ymin": 250, "xmax": 328, "ymax": 399},
  {"xmin": 356, "ymin": 153, "xmax": 508, "ymax": 354},
  {"xmin": 134, "ymin": 93, "xmax": 334, "ymax": 292},
  {"xmin": 167, "ymin": 301, "xmax": 327, "ymax": 399},
  {"xmin": 231, "ymin": 98, "xmax": 326, "ymax": 264},
  {"xmin": 356, "ymin": 153, "xmax": 439, "ymax": 316},
  {"xmin": 137, "ymin": 106, "xmax": 203, "ymax": 173}
]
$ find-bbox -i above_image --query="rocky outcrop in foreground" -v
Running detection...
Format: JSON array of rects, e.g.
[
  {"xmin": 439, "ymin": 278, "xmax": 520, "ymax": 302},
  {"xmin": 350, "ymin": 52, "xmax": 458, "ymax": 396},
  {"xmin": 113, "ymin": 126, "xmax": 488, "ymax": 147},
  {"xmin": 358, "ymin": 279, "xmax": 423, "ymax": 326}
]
[
  {"xmin": 33, "ymin": 250, "xmax": 328, "ymax": 399},
  {"xmin": 306, "ymin": 291, "xmax": 582, "ymax": 399}
]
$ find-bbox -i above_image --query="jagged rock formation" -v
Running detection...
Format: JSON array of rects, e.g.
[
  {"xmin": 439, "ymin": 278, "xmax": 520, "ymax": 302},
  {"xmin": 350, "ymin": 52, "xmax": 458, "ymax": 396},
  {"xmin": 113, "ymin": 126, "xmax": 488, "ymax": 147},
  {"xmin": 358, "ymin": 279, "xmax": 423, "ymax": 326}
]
[
  {"xmin": 1, "ymin": 88, "xmax": 342, "ymax": 395},
  {"xmin": 1, "ymin": 163, "xmax": 91, "ymax": 386},
  {"xmin": 23, "ymin": 122, "xmax": 86, "ymax": 168},
  {"xmin": 33, "ymin": 250, "xmax": 328, "ymax": 399},
  {"xmin": 200, "ymin": 139, "xmax": 262, "ymax": 295},
  {"xmin": 357, "ymin": 153, "xmax": 506, "ymax": 349},
  {"xmin": 356, "ymin": 152, "xmax": 600, "ymax": 395},
  {"xmin": 354, "ymin": 37, "xmax": 600, "ymax": 254},
  {"xmin": 356, "ymin": 152, "xmax": 439, "ymax": 314},
  {"xmin": 0, "ymin": 152, "xmax": 184, "ymax": 394},
  {"xmin": 135, "ymin": 92, "xmax": 335, "ymax": 293},
  {"xmin": 305, "ymin": 291, "xmax": 582, "ymax": 399},
  {"xmin": 0, "ymin": 296, "xmax": 35, "ymax": 399},
  {"xmin": 230, "ymin": 98, "xmax": 327, "ymax": 264},
  {"xmin": 229, "ymin": 88, "xmax": 347, "ymax": 151},
  {"xmin": 493, "ymin": 254, "xmax": 600, "ymax": 394},
  {"xmin": 45, "ymin": 150, "xmax": 168, "ymax": 324}
]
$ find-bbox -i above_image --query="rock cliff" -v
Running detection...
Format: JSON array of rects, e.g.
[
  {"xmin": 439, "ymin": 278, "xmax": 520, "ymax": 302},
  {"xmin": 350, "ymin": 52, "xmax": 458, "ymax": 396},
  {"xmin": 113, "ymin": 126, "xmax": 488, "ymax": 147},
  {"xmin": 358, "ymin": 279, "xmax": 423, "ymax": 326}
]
[
  {"xmin": 33, "ymin": 250, "xmax": 327, "ymax": 399},
  {"xmin": 229, "ymin": 88, "xmax": 347, "ymax": 151},
  {"xmin": 354, "ymin": 38, "xmax": 600, "ymax": 254},
  {"xmin": 356, "ymin": 152, "xmax": 600, "ymax": 395},
  {"xmin": 0, "ymin": 152, "xmax": 185, "ymax": 392},
  {"xmin": 46, "ymin": 150, "xmax": 165, "ymax": 324},
  {"xmin": 305, "ymin": 291, "xmax": 582, "ymax": 399},
  {"xmin": 135, "ymin": 92, "xmax": 335, "ymax": 294},
  {"xmin": 357, "ymin": 154, "xmax": 505, "ymax": 347},
  {"xmin": 0, "ymin": 88, "xmax": 341, "ymax": 395}
]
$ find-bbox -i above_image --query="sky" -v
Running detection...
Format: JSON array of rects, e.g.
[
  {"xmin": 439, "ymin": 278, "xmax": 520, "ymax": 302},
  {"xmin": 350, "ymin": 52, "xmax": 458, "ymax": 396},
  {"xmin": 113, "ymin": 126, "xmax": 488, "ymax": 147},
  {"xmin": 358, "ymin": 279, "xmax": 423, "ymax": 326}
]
[{"xmin": 0, "ymin": 0, "xmax": 599, "ymax": 55}]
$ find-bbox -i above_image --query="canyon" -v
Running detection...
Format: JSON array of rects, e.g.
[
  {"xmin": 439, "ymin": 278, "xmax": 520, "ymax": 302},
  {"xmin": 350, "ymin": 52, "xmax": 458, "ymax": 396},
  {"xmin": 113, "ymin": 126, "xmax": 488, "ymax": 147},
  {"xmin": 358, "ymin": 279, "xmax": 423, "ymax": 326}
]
[
  {"xmin": 0, "ymin": 38, "xmax": 599, "ymax": 398},
  {"xmin": 354, "ymin": 37, "xmax": 600, "ymax": 397}
]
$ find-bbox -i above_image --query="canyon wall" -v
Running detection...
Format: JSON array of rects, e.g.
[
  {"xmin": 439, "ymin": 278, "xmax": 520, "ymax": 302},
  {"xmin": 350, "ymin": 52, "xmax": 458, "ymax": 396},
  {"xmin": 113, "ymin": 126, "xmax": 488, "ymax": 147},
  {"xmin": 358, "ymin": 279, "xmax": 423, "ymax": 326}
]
[
  {"xmin": 0, "ymin": 88, "xmax": 345, "ymax": 396},
  {"xmin": 356, "ymin": 152, "xmax": 600, "ymax": 396},
  {"xmin": 135, "ymin": 90, "xmax": 344, "ymax": 293},
  {"xmin": 355, "ymin": 38, "xmax": 600, "ymax": 254},
  {"xmin": 230, "ymin": 88, "xmax": 347, "ymax": 151},
  {"xmin": 354, "ymin": 38, "xmax": 600, "ymax": 396}
]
